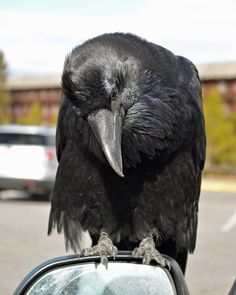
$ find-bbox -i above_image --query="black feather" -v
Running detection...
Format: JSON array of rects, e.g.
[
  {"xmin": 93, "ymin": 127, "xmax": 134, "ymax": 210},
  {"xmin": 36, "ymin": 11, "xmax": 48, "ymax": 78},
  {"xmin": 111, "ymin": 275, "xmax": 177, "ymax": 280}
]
[{"xmin": 48, "ymin": 33, "xmax": 206, "ymax": 266}]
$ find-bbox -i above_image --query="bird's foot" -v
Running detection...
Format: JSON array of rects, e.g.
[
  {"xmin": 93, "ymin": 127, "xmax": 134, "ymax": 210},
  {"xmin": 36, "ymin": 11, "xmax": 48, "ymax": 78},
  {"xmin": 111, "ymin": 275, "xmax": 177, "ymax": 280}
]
[
  {"xmin": 82, "ymin": 232, "xmax": 118, "ymax": 269},
  {"xmin": 132, "ymin": 236, "xmax": 166, "ymax": 267}
]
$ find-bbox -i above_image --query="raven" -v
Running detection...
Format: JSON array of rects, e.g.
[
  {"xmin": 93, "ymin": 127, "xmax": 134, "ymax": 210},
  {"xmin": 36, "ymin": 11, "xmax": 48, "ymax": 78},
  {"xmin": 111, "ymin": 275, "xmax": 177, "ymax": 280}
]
[{"xmin": 48, "ymin": 33, "xmax": 206, "ymax": 273}]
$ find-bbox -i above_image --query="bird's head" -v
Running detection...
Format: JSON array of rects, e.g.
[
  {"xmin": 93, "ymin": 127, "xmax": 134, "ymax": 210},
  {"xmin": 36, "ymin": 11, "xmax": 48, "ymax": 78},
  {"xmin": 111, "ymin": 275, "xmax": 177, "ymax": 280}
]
[
  {"xmin": 61, "ymin": 41, "xmax": 181, "ymax": 177},
  {"xmin": 62, "ymin": 49, "xmax": 141, "ymax": 177}
]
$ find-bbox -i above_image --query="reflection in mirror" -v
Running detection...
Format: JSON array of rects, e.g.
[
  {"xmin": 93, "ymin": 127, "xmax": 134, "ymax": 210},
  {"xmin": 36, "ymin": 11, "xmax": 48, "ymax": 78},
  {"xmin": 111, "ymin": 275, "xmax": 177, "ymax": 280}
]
[{"xmin": 26, "ymin": 262, "xmax": 176, "ymax": 295}]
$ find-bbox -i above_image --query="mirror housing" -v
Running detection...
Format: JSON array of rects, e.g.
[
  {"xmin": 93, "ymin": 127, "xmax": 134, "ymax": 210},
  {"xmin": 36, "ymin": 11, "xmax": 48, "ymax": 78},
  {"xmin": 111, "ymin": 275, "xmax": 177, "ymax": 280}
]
[{"xmin": 14, "ymin": 251, "xmax": 189, "ymax": 295}]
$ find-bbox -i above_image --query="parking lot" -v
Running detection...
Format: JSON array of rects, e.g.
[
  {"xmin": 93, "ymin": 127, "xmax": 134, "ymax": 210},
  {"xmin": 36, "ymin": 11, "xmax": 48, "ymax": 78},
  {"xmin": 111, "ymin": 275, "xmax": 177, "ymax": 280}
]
[{"xmin": 0, "ymin": 189, "xmax": 236, "ymax": 295}]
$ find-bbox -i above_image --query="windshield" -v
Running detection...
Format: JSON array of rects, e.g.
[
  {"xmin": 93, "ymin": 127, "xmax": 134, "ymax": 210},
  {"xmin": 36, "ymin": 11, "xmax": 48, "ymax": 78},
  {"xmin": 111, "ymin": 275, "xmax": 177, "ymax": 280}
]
[
  {"xmin": 0, "ymin": 133, "xmax": 54, "ymax": 146},
  {"xmin": 26, "ymin": 262, "xmax": 176, "ymax": 295}
]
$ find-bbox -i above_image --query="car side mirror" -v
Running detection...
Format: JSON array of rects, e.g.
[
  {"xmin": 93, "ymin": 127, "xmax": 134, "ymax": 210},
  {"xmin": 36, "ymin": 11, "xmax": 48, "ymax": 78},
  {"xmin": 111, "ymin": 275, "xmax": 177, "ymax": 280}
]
[
  {"xmin": 14, "ymin": 251, "xmax": 189, "ymax": 295},
  {"xmin": 229, "ymin": 279, "xmax": 236, "ymax": 295}
]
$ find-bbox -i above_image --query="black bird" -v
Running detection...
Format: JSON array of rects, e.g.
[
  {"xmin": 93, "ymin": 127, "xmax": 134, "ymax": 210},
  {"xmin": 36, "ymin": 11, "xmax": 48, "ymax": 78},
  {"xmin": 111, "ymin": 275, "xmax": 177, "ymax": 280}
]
[{"xmin": 48, "ymin": 33, "xmax": 206, "ymax": 273}]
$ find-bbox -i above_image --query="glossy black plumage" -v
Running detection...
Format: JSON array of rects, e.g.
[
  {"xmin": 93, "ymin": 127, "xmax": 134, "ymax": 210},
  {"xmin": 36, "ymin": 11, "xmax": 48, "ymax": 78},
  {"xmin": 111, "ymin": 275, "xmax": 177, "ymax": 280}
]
[{"xmin": 48, "ymin": 33, "xmax": 206, "ymax": 269}]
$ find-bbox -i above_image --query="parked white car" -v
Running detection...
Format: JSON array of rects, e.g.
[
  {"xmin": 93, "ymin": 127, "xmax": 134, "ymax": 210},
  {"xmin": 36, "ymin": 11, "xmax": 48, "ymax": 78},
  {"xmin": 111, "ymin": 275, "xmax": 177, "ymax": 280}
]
[{"xmin": 0, "ymin": 125, "xmax": 57, "ymax": 196}]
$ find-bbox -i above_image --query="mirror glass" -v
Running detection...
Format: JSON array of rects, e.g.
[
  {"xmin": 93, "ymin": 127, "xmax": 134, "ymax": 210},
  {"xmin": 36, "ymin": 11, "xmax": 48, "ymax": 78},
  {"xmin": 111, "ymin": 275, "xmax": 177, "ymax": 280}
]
[{"xmin": 26, "ymin": 262, "xmax": 177, "ymax": 295}]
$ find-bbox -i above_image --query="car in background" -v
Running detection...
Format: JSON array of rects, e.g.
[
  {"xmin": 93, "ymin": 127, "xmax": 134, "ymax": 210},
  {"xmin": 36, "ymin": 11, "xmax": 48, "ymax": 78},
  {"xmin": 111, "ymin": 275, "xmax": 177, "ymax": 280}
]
[{"xmin": 0, "ymin": 125, "xmax": 57, "ymax": 196}]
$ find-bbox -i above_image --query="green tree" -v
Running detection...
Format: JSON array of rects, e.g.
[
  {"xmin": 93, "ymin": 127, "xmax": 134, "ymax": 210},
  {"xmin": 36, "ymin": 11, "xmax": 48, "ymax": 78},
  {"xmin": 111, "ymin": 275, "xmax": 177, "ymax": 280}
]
[
  {"xmin": 50, "ymin": 109, "xmax": 58, "ymax": 125},
  {"xmin": 27, "ymin": 100, "xmax": 42, "ymax": 125},
  {"xmin": 23, "ymin": 100, "xmax": 43, "ymax": 125},
  {"xmin": 204, "ymin": 88, "xmax": 236, "ymax": 166},
  {"xmin": 0, "ymin": 51, "xmax": 11, "ymax": 124}
]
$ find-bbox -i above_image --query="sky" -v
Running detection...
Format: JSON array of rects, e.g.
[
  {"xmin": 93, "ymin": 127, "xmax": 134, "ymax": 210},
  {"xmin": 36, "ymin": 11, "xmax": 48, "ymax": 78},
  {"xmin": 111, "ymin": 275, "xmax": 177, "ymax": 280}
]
[{"xmin": 1, "ymin": 0, "xmax": 236, "ymax": 76}]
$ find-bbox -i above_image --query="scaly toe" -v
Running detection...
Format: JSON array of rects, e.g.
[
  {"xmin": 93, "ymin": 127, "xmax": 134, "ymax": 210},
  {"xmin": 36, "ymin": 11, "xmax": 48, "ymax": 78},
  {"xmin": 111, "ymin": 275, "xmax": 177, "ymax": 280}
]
[
  {"xmin": 83, "ymin": 245, "xmax": 99, "ymax": 256},
  {"xmin": 81, "ymin": 232, "xmax": 118, "ymax": 268},
  {"xmin": 142, "ymin": 249, "xmax": 152, "ymax": 265},
  {"xmin": 132, "ymin": 246, "xmax": 144, "ymax": 257},
  {"xmin": 152, "ymin": 250, "xmax": 166, "ymax": 267},
  {"xmin": 110, "ymin": 245, "xmax": 118, "ymax": 259},
  {"xmin": 132, "ymin": 236, "xmax": 166, "ymax": 267},
  {"xmin": 100, "ymin": 251, "xmax": 109, "ymax": 269}
]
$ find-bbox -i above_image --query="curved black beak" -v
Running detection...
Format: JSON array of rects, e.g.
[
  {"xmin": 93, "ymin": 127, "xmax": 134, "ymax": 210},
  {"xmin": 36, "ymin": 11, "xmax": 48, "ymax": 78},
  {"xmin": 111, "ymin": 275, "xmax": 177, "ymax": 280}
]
[{"xmin": 88, "ymin": 108, "xmax": 124, "ymax": 177}]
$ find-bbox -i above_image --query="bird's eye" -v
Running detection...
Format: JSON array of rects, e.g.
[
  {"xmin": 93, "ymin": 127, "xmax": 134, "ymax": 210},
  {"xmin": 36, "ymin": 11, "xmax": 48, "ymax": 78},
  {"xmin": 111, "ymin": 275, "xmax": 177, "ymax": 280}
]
[
  {"xmin": 110, "ymin": 88, "xmax": 117, "ymax": 100},
  {"xmin": 72, "ymin": 105, "xmax": 82, "ymax": 116}
]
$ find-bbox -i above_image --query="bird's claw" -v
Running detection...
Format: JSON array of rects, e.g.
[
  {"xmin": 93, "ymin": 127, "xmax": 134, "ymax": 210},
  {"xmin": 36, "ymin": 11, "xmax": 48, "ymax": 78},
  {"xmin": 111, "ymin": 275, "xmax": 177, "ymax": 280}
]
[
  {"xmin": 165, "ymin": 259, "xmax": 171, "ymax": 271},
  {"xmin": 83, "ymin": 232, "xmax": 118, "ymax": 269},
  {"xmin": 132, "ymin": 236, "xmax": 166, "ymax": 267},
  {"xmin": 100, "ymin": 251, "xmax": 109, "ymax": 269},
  {"xmin": 152, "ymin": 249, "xmax": 166, "ymax": 267}
]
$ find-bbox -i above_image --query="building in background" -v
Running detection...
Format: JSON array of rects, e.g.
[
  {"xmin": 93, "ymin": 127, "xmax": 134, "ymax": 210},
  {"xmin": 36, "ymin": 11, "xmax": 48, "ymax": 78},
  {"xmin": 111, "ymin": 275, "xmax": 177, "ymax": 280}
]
[
  {"xmin": 198, "ymin": 61, "xmax": 236, "ymax": 112},
  {"xmin": 7, "ymin": 75, "xmax": 61, "ymax": 125},
  {"xmin": 5, "ymin": 61, "xmax": 236, "ymax": 125}
]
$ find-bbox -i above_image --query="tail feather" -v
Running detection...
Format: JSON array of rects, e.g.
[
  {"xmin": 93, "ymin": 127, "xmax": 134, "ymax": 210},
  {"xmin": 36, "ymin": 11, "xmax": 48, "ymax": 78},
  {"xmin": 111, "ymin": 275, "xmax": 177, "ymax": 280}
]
[{"xmin": 48, "ymin": 209, "xmax": 88, "ymax": 252}]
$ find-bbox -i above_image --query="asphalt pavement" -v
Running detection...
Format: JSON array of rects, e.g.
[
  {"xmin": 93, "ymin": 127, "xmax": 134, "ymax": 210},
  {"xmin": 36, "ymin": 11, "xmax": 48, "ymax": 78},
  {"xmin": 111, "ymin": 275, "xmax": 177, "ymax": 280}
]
[
  {"xmin": 0, "ymin": 185, "xmax": 235, "ymax": 295},
  {"xmin": 185, "ymin": 190, "xmax": 236, "ymax": 295}
]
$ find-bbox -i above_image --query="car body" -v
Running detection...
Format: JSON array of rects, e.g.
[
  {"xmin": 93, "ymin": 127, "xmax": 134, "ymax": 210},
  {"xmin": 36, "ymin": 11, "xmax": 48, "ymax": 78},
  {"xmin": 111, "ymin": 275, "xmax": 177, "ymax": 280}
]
[{"xmin": 0, "ymin": 125, "xmax": 57, "ymax": 195}]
